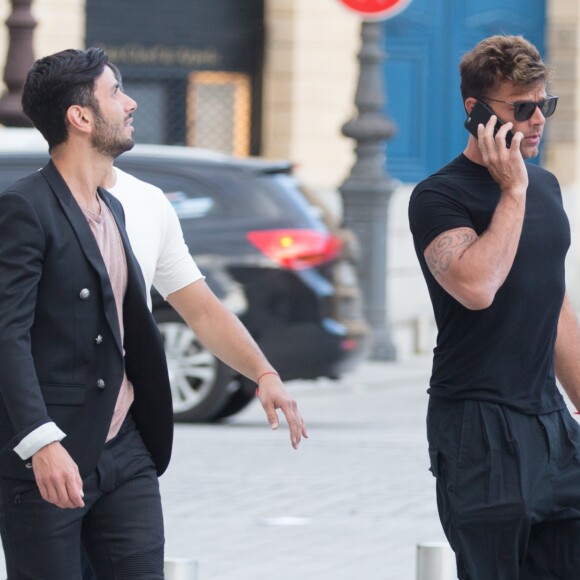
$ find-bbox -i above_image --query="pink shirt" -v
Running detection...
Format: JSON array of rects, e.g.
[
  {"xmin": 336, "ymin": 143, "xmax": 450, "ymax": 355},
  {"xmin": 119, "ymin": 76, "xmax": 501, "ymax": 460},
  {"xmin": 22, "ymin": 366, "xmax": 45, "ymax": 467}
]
[{"xmin": 82, "ymin": 198, "xmax": 134, "ymax": 441}]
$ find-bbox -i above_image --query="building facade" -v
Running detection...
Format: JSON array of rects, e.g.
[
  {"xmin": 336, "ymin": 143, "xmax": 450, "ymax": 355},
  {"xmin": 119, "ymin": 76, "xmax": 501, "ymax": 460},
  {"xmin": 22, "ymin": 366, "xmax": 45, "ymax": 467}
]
[
  {"xmin": 0, "ymin": 0, "xmax": 360, "ymax": 190},
  {"xmin": 0, "ymin": 0, "xmax": 579, "ymax": 355}
]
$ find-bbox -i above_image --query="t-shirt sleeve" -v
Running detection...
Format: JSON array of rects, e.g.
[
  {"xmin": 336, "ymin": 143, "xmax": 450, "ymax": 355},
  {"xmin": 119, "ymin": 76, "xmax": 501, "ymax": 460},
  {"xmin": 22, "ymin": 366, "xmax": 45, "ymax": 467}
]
[
  {"xmin": 409, "ymin": 177, "xmax": 475, "ymax": 253},
  {"xmin": 152, "ymin": 195, "xmax": 204, "ymax": 299}
]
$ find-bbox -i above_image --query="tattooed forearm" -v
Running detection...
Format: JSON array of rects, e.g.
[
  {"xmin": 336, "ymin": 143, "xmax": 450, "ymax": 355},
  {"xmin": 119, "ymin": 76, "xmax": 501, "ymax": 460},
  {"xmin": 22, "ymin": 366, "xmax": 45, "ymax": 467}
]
[{"xmin": 425, "ymin": 228, "xmax": 477, "ymax": 279}]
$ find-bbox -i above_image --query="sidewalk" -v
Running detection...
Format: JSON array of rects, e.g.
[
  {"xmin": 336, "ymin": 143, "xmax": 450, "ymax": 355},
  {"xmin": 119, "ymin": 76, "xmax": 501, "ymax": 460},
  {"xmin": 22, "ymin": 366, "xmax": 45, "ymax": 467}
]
[{"xmin": 161, "ymin": 354, "xmax": 448, "ymax": 580}]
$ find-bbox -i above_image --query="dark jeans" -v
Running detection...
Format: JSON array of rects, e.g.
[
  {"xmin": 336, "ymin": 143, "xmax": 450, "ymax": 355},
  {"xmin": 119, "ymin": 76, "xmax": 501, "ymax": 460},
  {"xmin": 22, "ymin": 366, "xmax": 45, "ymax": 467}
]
[
  {"xmin": 0, "ymin": 414, "xmax": 165, "ymax": 579},
  {"xmin": 427, "ymin": 397, "xmax": 580, "ymax": 580}
]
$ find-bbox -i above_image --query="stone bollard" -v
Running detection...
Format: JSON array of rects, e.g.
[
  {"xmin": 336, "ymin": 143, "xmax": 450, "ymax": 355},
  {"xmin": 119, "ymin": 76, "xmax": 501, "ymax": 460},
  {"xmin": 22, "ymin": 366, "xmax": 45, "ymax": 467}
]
[
  {"xmin": 416, "ymin": 542, "xmax": 457, "ymax": 580},
  {"xmin": 164, "ymin": 557, "xmax": 198, "ymax": 580}
]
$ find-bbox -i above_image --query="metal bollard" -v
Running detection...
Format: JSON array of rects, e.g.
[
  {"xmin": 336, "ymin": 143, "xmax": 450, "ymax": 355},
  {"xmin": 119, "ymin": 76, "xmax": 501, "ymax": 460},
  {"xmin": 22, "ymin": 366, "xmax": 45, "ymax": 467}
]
[
  {"xmin": 164, "ymin": 557, "xmax": 198, "ymax": 580},
  {"xmin": 416, "ymin": 542, "xmax": 457, "ymax": 580}
]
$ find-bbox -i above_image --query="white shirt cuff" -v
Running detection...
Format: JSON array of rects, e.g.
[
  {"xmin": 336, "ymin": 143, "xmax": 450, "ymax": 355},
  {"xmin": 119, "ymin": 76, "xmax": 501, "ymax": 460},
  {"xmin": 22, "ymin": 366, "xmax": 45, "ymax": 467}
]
[{"xmin": 13, "ymin": 422, "xmax": 66, "ymax": 460}]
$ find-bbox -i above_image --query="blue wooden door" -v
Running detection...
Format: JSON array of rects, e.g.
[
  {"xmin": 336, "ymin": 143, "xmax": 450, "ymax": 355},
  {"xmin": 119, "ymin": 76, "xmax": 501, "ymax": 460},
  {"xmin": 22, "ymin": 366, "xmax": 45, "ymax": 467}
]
[{"xmin": 382, "ymin": 0, "xmax": 546, "ymax": 182}]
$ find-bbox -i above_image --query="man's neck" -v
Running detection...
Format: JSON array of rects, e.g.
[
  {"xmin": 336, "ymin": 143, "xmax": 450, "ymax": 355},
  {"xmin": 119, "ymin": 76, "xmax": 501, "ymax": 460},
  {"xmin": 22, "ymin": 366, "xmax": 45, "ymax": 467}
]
[
  {"xmin": 101, "ymin": 166, "xmax": 117, "ymax": 190},
  {"xmin": 463, "ymin": 137, "xmax": 485, "ymax": 166},
  {"xmin": 50, "ymin": 144, "xmax": 114, "ymax": 208}
]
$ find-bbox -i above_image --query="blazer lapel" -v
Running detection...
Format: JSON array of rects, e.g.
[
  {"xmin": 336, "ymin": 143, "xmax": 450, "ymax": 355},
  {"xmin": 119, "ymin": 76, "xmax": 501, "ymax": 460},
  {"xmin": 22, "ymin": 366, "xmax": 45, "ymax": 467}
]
[{"xmin": 39, "ymin": 161, "xmax": 124, "ymax": 355}]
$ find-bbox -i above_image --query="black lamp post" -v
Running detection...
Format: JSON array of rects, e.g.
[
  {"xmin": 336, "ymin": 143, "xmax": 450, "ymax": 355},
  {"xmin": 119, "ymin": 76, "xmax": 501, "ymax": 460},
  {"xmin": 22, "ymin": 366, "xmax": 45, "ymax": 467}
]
[
  {"xmin": 339, "ymin": 20, "xmax": 397, "ymax": 360},
  {"xmin": 0, "ymin": 0, "xmax": 36, "ymax": 127}
]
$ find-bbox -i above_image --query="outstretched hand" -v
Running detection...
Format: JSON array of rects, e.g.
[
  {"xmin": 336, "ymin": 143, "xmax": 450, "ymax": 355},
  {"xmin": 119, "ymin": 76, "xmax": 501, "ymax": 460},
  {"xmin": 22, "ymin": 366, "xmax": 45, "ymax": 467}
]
[{"xmin": 256, "ymin": 375, "xmax": 308, "ymax": 449}]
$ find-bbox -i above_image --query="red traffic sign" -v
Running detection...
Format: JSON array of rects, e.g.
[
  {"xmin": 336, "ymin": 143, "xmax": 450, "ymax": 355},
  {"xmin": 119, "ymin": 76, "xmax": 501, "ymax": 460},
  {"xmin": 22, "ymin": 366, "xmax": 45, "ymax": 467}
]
[{"xmin": 338, "ymin": 0, "xmax": 412, "ymax": 20}]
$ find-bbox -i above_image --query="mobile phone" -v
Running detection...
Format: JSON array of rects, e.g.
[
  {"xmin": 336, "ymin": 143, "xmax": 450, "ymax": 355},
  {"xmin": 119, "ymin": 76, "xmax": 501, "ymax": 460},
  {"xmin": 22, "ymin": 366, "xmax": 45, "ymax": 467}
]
[{"xmin": 464, "ymin": 100, "xmax": 514, "ymax": 148}]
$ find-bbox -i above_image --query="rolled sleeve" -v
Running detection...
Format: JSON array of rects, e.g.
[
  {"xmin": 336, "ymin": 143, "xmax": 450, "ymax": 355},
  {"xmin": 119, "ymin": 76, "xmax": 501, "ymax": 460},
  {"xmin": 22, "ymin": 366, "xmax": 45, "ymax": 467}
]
[{"xmin": 14, "ymin": 422, "xmax": 66, "ymax": 460}]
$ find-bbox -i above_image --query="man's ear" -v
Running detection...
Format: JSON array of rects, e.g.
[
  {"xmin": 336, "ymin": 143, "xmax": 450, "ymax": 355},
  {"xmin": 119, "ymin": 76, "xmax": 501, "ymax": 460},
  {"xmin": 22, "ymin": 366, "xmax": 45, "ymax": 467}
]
[
  {"xmin": 464, "ymin": 97, "xmax": 478, "ymax": 115},
  {"xmin": 66, "ymin": 105, "xmax": 92, "ymax": 133}
]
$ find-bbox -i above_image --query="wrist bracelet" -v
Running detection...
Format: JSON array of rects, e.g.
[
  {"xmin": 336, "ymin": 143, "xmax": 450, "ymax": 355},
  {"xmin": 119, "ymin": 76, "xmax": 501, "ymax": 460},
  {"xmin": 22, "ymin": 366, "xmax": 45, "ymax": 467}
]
[
  {"xmin": 256, "ymin": 370, "xmax": 280, "ymax": 383},
  {"xmin": 255, "ymin": 371, "xmax": 280, "ymax": 397}
]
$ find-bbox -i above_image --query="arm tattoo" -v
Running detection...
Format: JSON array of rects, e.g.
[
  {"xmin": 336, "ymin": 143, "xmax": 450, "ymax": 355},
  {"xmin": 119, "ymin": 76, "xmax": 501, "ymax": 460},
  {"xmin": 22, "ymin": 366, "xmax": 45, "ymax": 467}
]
[{"xmin": 425, "ymin": 229, "xmax": 477, "ymax": 279}]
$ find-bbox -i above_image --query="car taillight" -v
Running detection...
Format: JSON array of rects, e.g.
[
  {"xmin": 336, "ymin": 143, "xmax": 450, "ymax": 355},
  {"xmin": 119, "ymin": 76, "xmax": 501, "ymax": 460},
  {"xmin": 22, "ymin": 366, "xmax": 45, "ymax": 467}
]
[{"xmin": 246, "ymin": 229, "xmax": 343, "ymax": 270}]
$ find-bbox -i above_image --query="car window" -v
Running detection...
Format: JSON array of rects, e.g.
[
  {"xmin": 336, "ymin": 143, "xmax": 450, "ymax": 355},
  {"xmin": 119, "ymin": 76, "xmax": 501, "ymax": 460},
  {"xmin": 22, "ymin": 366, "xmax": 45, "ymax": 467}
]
[
  {"xmin": 119, "ymin": 163, "xmax": 322, "ymax": 229},
  {"xmin": 203, "ymin": 171, "xmax": 322, "ymax": 228},
  {"xmin": 254, "ymin": 173, "xmax": 322, "ymax": 221},
  {"xmin": 163, "ymin": 191, "xmax": 215, "ymax": 219},
  {"xmin": 117, "ymin": 167, "xmax": 225, "ymax": 220}
]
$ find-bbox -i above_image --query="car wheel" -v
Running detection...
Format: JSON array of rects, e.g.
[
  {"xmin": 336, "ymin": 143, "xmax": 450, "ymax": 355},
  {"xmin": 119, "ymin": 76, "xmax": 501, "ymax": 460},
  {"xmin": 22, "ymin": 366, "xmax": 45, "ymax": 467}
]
[
  {"xmin": 213, "ymin": 378, "xmax": 256, "ymax": 420},
  {"xmin": 155, "ymin": 310, "xmax": 240, "ymax": 422}
]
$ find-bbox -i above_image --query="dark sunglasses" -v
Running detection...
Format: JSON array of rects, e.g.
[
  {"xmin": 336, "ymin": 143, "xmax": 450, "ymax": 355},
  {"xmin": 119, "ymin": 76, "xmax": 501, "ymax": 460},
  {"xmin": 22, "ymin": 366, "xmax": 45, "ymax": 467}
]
[{"xmin": 477, "ymin": 94, "xmax": 558, "ymax": 121}]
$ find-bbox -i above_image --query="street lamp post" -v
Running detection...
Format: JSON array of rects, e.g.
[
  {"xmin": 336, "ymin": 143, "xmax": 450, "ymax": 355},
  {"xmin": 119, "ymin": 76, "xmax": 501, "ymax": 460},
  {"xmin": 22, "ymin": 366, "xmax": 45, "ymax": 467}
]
[
  {"xmin": 339, "ymin": 20, "xmax": 397, "ymax": 360},
  {"xmin": 0, "ymin": 0, "xmax": 36, "ymax": 127}
]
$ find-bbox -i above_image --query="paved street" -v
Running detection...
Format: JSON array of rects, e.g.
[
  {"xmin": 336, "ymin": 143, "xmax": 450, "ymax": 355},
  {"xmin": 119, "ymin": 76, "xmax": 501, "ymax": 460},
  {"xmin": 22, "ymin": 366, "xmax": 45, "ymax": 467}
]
[
  {"xmin": 161, "ymin": 355, "xmax": 448, "ymax": 580},
  {"xmin": 0, "ymin": 355, "xmax": 450, "ymax": 579}
]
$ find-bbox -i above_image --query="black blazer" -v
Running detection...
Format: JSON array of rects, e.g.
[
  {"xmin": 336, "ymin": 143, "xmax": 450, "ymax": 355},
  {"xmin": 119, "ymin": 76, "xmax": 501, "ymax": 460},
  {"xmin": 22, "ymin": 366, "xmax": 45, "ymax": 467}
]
[{"xmin": 0, "ymin": 160, "xmax": 173, "ymax": 480}]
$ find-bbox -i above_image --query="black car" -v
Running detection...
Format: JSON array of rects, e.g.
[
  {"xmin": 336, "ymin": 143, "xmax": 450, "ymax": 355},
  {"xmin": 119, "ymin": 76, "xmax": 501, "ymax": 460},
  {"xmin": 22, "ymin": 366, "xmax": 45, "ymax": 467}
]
[{"xmin": 0, "ymin": 133, "xmax": 369, "ymax": 422}]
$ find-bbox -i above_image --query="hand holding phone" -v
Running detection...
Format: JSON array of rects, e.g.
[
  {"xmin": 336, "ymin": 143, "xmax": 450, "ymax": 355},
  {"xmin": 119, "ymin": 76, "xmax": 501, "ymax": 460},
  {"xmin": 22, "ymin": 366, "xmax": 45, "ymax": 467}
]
[{"xmin": 464, "ymin": 100, "xmax": 515, "ymax": 148}]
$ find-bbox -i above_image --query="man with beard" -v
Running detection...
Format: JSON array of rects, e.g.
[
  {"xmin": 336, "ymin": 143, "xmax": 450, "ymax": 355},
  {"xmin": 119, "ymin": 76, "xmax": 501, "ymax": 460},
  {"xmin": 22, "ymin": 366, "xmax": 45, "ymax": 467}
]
[
  {"xmin": 0, "ymin": 47, "xmax": 305, "ymax": 578},
  {"xmin": 409, "ymin": 35, "xmax": 580, "ymax": 578}
]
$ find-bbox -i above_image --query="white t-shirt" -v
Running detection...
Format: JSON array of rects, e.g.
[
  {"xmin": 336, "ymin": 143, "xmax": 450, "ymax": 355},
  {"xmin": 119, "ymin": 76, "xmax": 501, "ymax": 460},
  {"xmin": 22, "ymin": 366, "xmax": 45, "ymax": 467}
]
[{"xmin": 108, "ymin": 167, "xmax": 204, "ymax": 308}]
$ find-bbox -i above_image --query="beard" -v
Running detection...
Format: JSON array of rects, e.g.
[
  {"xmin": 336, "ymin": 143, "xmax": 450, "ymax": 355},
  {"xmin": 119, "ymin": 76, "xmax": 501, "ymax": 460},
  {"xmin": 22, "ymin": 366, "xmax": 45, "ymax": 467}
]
[{"xmin": 91, "ymin": 108, "xmax": 135, "ymax": 159}]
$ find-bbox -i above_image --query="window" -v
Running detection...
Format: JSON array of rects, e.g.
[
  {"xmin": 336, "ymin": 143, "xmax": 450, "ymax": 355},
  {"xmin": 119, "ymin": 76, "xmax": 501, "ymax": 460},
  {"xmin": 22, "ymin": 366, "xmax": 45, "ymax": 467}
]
[{"xmin": 187, "ymin": 72, "xmax": 252, "ymax": 156}]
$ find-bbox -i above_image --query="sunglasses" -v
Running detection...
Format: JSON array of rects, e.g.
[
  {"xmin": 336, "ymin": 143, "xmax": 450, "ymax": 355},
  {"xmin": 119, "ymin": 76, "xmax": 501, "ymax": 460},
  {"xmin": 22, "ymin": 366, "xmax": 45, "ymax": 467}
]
[{"xmin": 477, "ymin": 94, "xmax": 558, "ymax": 122}]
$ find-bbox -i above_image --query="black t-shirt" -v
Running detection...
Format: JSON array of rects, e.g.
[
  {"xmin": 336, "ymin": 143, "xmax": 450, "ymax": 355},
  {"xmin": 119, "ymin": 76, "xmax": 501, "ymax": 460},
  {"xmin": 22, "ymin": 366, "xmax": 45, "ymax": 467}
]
[{"xmin": 409, "ymin": 154, "xmax": 570, "ymax": 413}]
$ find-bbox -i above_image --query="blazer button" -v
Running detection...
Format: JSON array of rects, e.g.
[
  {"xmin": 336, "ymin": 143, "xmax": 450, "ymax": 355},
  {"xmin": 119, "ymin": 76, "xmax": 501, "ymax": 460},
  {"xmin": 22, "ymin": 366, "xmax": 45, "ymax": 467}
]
[
  {"xmin": 79, "ymin": 288, "xmax": 91, "ymax": 300},
  {"xmin": 96, "ymin": 379, "xmax": 105, "ymax": 389},
  {"xmin": 95, "ymin": 335, "xmax": 103, "ymax": 345}
]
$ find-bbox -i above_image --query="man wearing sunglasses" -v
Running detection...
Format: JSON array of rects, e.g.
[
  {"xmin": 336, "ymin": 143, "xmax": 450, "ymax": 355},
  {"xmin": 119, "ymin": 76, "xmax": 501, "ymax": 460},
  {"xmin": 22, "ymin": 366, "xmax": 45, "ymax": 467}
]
[{"xmin": 409, "ymin": 35, "xmax": 580, "ymax": 579}]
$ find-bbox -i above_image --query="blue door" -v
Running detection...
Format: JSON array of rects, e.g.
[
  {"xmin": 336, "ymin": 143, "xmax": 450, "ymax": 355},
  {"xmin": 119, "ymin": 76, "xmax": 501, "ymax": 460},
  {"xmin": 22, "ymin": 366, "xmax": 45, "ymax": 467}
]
[{"xmin": 382, "ymin": 0, "xmax": 546, "ymax": 183}]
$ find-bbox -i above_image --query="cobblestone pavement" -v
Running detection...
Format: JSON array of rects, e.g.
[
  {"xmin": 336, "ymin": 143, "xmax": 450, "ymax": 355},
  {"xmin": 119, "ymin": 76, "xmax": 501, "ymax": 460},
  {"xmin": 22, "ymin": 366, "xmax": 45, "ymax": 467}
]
[{"xmin": 0, "ymin": 355, "xmax": 449, "ymax": 579}]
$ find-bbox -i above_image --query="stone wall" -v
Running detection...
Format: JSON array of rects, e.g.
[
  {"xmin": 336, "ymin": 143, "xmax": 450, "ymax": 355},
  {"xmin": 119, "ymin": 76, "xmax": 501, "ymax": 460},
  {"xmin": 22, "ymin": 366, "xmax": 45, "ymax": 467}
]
[
  {"xmin": 262, "ymin": 0, "xmax": 359, "ymax": 191},
  {"xmin": 546, "ymin": 0, "xmax": 580, "ymax": 307},
  {"xmin": 0, "ymin": 0, "xmax": 84, "ymax": 94},
  {"xmin": 32, "ymin": 0, "xmax": 85, "ymax": 56}
]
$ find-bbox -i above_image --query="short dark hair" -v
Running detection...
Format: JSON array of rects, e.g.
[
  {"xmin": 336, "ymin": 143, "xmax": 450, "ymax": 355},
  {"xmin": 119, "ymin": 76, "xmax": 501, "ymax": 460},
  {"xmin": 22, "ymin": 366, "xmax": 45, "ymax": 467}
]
[
  {"xmin": 460, "ymin": 35, "xmax": 552, "ymax": 103},
  {"xmin": 22, "ymin": 47, "xmax": 116, "ymax": 151}
]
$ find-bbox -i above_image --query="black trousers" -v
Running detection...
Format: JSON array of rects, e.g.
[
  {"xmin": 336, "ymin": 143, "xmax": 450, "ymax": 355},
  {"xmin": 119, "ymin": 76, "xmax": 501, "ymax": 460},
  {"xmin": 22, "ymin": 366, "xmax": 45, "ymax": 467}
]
[
  {"xmin": 427, "ymin": 397, "xmax": 580, "ymax": 580},
  {"xmin": 0, "ymin": 414, "xmax": 165, "ymax": 579}
]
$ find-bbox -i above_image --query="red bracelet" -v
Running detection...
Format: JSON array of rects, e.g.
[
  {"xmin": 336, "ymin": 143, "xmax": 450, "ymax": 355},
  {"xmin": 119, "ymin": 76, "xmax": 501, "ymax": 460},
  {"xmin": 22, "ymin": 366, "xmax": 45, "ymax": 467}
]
[
  {"xmin": 257, "ymin": 370, "xmax": 280, "ymax": 383},
  {"xmin": 255, "ymin": 371, "xmax": 280, "ymax": 397}
]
